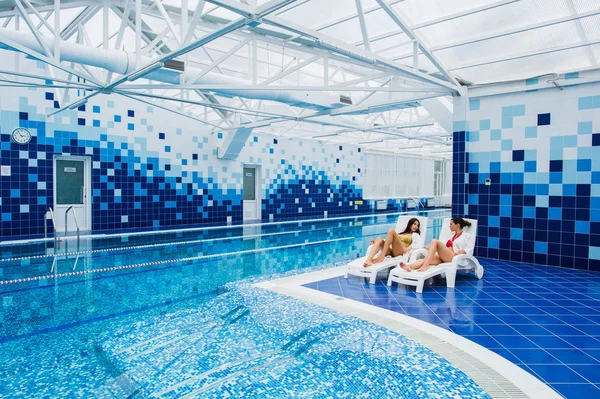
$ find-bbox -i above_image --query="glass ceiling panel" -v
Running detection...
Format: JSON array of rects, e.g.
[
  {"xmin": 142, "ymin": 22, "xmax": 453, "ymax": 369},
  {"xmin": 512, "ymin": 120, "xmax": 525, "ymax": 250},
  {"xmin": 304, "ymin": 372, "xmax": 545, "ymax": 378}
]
[
  {"xmin": 413, "ymin": 0, "xmax": 573, "ymax": 49},
  {"xmin": 438, "ymin": 19, "xmax": 592, "ymax": 71},
  {"xmin": 453, "ymin": 44, "xmax": 599, "ymax": 84},
  {"xmin": 393, "ymin": 0, "xmax": 505, "ymax": 26}
]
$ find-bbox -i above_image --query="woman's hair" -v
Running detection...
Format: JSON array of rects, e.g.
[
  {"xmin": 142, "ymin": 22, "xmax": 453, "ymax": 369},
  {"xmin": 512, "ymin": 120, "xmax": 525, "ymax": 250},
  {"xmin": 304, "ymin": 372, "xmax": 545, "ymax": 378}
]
[
  {"xmin": 452, "ymin": 217, "xmax": 472, "ymax": 229},
  {"xmin": 400, "ymin": 217, "xmax": 421, "ymax": 235}
]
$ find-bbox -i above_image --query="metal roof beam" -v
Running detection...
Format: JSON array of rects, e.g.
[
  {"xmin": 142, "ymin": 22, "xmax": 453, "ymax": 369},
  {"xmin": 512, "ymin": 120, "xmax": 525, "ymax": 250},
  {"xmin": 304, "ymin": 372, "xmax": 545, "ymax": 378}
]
[{"xmin": 375, "ymin": 0, "xmax": 459, "ymax": 87}]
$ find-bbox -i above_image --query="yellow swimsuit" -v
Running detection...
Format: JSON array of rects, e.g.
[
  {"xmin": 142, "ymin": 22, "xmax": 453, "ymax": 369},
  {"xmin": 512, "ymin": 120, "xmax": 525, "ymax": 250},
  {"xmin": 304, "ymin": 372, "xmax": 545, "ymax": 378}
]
[{"xmin": 399, "ymin": 234, "xmax": 412, "ymax": 245}]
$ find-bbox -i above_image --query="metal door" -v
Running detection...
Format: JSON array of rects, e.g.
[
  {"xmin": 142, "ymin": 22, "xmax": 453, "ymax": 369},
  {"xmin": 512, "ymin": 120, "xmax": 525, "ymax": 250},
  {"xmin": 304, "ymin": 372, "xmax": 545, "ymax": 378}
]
[{"xmin": 53, "ymin": 156, "xmax": 91, "ymax": 233}]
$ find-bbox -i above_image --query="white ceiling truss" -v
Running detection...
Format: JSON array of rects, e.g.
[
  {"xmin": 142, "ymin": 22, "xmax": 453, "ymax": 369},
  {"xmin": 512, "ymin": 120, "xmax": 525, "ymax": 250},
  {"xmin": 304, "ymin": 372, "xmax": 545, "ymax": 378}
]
[{"xmin": 0, "ymin": 0, "xmax": 598, "ymax": 158}]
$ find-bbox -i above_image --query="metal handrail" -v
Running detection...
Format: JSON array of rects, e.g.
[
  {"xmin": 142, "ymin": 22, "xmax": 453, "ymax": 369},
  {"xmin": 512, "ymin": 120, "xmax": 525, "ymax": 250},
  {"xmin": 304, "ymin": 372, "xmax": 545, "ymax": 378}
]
[
  {"xmin": 65, "ymin": 206, "xmax": 81, "ymax": 250},
  {"xmin": 44, "ymin": 207, "xmax": 59, "ymax": 249}
]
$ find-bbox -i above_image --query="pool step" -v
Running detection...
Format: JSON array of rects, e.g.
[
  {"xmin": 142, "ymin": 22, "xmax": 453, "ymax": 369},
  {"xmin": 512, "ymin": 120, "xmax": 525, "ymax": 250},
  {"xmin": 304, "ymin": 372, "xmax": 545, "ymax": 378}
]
[
  {"xmin": 93, "ymin": 373, "xmax": 141, "ymax": 399},
  {"xmin": 94, "ymin": 287, "xmax": 490, "ymax": 399},
  {"xmin": 95, "ymin": 293, "xmax": 337, "ymax": 397}
]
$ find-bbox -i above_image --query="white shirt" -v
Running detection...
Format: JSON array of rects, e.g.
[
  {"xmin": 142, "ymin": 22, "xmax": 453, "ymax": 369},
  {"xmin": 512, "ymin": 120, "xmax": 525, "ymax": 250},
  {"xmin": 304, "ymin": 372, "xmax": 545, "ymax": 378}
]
[
  {"xmin": 450, "ymin": 232, "xmax": 475, "ymax": 256},
  {"xmin": 411, "ymin": 232, "xmax": 423, "ymax": 249}
]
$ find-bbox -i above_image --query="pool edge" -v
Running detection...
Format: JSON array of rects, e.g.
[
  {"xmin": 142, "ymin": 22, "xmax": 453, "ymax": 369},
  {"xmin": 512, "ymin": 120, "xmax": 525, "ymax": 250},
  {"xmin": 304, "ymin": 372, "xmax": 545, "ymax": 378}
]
[{"xmin": 255, "ymin": 267, "xmax": 561, "ymax": 399}]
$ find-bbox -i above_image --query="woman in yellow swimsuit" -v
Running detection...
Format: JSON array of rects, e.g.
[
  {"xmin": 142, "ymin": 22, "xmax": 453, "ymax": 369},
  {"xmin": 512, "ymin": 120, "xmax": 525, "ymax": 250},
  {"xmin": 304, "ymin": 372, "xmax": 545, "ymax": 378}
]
[{"xmin": 363, "ymin": 218, "xmax": 421, "ymax": 267}]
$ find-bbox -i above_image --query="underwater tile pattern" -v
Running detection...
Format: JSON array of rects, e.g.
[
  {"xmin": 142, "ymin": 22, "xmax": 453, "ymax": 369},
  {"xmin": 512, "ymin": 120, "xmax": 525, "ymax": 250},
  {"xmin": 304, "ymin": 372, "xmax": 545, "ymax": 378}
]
[
  {"xmin": 454, "ymin": 83, "xmax": 600, "ymax": 271},
  {"xmin": 309, "ymin": 258, "xmax": 600, "ymax": 398},
  {"xmin": 93, "ymin": 279, "xmax": 489, "ymax": 398}
]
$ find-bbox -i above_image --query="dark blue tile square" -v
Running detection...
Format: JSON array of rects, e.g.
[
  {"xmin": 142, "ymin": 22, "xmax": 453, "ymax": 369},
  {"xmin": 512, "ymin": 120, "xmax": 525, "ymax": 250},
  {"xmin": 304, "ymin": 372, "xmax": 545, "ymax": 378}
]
[
  {"xmin": 493, "ymin": 335, "xmax": 539, "ymax": 349},
  {"xmin": 528, "ymin": 365, "xmax": 586, "ymax": 383},
  {"xmin": 548, "ymin": 349, "xmax": 599, "ymax": 365},
  {"xmin": 511, "ymin": 348, "xmax": 561, "ymax": 364},
  {"xmin": 537, "ymin": 113, "xmax": 551, "ymax": 126},
  {"xmin": 551, "ymin": 383, "xmax": 600, "ymax": 399}
]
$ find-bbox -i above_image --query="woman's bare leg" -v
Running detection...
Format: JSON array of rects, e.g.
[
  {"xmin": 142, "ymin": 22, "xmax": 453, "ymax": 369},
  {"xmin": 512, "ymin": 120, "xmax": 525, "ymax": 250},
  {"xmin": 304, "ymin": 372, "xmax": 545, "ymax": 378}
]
[
  {"xmin": 373, "ymin": 229, "xmax": 408, "ymax": 263},
  {"xmin": 364, "ymin": 237, "xmax": 384, "ymax": 267},
  {"xmin": 416, "ymin": 239, "xmax": 456, "ymax": 272}
]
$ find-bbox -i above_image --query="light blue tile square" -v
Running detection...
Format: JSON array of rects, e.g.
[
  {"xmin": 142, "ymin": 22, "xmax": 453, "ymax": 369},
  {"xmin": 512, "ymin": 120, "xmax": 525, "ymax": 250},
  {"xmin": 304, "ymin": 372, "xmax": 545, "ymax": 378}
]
[
  {"xmin": 454, "ymin": 120, "xmax": 468, "ymax": 131},
  {"xmin": 501, "ymin": 139, "xmax": 512, "ymax": 150},
  {"xmin": 526, "ymin": 78, "xmax": 539, "ymax": 86},
  {"xmin": 502, "ymin": 117, "xmax": 513, "ymax": 129},
  {"xmin": 502, "ymin": 106, "xmax": 513, "ymax": 118},
  {"xmin": 513, "ymin": 104, "xmax": 525, "ymax": 117},
  {"xmin": 511, "ymin": 228, "xmax": 523, "ymax": 240},
  {"xmin": 536, "ymin": 196, "xmax": 548, "ymax": 207},
  {"xmin": 20, "ymin": 205, "xmax": 29, "ymax": 213},
  {"xmin": 579, "ymin": 96, "xmax": 594, "ymax": 110},
  {"xmin": 469, "ymin": 99, "xmax": 480, "ymax": 111},
  {"xmin": 491, "ymin": 129, "xmax": 501, "ymax": 141},
  {"xmin": 548, "ymin": 208, "xmax": 562, "ymax": 220},
  {"xmin": 524, "ymin": 206, "xmax": 536, "ymax": 218},
  {"xmin": 480, "ymin": 119, "xmax": 491, "ymax": 130},
  {"xmin": 589, "ymin": 247, "xmax": 600, "ymax": 260},
  {"xmin": 535, "ymin": 241, "xmax": 548, "ymax": 254},
  {"xmin": 488, "ymin": 237, "xmax": 499, "ymax": 249},
  {"xmin": 525, "ymin": 126, "xmax": 537, "ymax": 138},
  {"xmin": 468, "ymin": 131, "xmax": 480, "ymax": 142},
  {"xmin": 564, "ymin": 135, "xmax": 578, "ymax": 148},
  {"xmin": 575, "ymin": 221, "xmax": 590, "ymax": 234},
  {"xmin": 578, "ymin": 121, "xmax": 593, "ymax": 134}
]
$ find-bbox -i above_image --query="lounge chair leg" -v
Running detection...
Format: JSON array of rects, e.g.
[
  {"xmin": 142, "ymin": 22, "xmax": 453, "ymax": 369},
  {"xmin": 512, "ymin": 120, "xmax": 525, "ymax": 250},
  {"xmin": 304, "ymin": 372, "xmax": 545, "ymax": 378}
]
[
  {"xmin": 387, "ymin": 275, "xmax": 393, "ymax": 286},
  {"xmin": 476, "ymin": 265, "xmax": 484, "ymax": 279},
  {"xmin": 416, "ymin": 279, "xmax": 424, "ymax": 293},
  {"xmin": 369, "ymin": 273, "xmax": 377, "ymax": 284},
  {"xmin": 344, "ymin": 271, "xmax": 348, "ymax": 279},
  {"xmin": 446, "ymin": 271, "xmax": 456, "ymax": 288}
]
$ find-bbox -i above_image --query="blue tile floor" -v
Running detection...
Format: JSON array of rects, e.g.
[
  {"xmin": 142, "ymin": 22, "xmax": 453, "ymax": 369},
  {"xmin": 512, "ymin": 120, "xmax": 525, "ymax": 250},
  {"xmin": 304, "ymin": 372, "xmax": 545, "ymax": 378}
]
[{"xmin": 304, "ymin": 258, "xmax": 600, "ymax": 399}]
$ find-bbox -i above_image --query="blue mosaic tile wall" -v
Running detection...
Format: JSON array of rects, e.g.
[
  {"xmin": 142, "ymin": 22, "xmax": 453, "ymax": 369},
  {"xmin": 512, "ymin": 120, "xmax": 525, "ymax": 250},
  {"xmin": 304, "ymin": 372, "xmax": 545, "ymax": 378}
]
[
  {"xmin": 0, "ymin": 83, "xmax": 373, "ymax": 239},
  {"xmin": 453, "ymin": 83, "xmax": 600, "ymax": 271}
]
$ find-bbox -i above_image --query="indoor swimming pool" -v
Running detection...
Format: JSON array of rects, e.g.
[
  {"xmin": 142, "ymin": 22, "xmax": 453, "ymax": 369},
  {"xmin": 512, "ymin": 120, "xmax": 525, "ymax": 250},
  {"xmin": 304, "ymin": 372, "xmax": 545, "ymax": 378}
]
[{"xmin": 0, "ymin": 210, "xmax": 495, "ymax": 398}]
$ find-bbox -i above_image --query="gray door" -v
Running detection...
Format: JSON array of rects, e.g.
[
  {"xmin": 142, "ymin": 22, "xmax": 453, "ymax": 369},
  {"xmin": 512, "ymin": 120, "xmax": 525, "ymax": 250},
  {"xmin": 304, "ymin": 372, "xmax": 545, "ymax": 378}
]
[
  {"xmin": 54, "ymin": 156, "xmax": 91, "ymax": 232},
  {"xmin": 243, "ymin": 167, "xmax": 258, "ymax": 220}
]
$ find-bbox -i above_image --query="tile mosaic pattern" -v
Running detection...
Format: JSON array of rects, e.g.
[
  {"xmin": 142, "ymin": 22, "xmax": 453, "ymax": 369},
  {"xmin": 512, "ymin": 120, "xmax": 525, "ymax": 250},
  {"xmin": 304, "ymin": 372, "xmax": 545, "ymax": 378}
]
[
  {"xmin": 0, "ymin": 84, "xmax": 375, "ymax": 239},
  {"xmin": 454, "ymin": 83, "xmax": 600, "ymax": 271},
  {"xmin": 94, "ymin": 281, "xmax": 489, "ymax": 398},
  {"xmin": 308, "ymin": 258, "xmax": 600, "ymax": 399}
]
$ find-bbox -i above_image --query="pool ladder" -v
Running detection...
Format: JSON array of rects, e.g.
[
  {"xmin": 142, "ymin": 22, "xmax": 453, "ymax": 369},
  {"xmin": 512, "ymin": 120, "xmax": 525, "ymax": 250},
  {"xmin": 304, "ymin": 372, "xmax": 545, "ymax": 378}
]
[
  {"xmin": 44, "ymin": 207, "xmax": 59, "ymax": 251},
  {"xmin": 65, "ymin": 206, "xmax": 81, "ymax": 252}
]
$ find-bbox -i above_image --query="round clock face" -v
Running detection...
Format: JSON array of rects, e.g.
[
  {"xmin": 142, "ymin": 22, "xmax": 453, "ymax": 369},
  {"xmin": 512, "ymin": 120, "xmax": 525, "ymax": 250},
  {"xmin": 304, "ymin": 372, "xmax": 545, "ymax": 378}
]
[{"xmin": 12, "ymin": 128, "xmax": 31, "ymax": 145}]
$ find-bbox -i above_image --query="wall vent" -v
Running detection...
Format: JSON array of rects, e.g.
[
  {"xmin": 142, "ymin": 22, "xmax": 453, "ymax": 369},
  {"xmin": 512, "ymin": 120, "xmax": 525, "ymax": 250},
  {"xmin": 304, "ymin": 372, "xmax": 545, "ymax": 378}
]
[
  {"xmin": 164, "ymin": 59, "xmax": 185, "ymax": 73},
  {"xmin": 339, "ymin": 95, "xmax": 353, "ymax": 105}
]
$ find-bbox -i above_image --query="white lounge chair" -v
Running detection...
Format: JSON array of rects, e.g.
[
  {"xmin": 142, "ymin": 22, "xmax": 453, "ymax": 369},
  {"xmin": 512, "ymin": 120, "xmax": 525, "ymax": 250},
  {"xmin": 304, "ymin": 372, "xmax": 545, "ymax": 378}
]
[
  {"xmin": 387, "ymin": 218, "xmax": 483, "ymax": 293},
  {"xmin": 344, "ymin": 215, "xmax": 428, "ymax": 284}
]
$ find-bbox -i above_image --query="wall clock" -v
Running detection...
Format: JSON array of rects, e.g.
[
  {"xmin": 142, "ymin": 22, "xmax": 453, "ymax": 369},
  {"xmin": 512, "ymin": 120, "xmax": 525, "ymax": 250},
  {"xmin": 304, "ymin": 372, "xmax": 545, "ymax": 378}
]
[{"xmin": 12, "ymin": 128, "xmax": 31, "ymax": 145}]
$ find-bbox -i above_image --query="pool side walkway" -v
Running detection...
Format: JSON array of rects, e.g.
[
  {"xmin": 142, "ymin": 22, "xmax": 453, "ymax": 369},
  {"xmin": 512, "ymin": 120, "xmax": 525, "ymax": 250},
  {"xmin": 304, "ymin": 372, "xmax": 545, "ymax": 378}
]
[{"xmin": 256, "ymin": 265, "xmax": 559, "ymax": 399}]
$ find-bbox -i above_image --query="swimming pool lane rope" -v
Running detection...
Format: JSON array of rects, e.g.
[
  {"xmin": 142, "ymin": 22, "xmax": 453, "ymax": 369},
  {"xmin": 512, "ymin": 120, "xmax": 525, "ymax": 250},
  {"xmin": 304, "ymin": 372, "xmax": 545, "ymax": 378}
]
[{"xmin": 0, "ymin": 237, "xmax": 354, "ymax": 285}]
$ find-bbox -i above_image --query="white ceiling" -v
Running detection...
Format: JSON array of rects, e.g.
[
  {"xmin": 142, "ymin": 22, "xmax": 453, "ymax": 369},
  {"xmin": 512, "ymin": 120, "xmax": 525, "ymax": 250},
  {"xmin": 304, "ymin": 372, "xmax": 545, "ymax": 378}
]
[{"xmin": 0, "ymin": 0, "xmax": 597, "ymax": 158}]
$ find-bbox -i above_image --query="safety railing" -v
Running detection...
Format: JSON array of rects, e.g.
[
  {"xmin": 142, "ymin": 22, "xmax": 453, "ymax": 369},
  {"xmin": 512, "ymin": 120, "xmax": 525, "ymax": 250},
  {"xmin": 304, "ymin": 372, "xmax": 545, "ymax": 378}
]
[{"xmin": 44, "ymin": 207, "xmax": 59, "ymax": 251}]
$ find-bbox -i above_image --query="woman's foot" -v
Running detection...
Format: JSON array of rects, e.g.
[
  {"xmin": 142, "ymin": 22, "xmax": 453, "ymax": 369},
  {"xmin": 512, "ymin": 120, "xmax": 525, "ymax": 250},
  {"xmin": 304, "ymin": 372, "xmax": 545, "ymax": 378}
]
[
  {"xmin": 372, "ymin": 256, "xmax": 385, "ymax": 264},
  {"xmin": 363, "ymin": 260, "xmax": 373, "ymax": 267},
  {"xmin": 399, "ymin": 262, "xmax": 411, "ymax": 271},
  {"xmin": 417, "ymin": 264, "xmax": 431, "ymax": 272}
]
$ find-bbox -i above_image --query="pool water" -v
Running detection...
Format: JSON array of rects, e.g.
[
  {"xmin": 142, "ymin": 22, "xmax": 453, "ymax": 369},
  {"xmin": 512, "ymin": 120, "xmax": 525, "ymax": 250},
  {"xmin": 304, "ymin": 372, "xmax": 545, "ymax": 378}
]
[{"xmin": 0, "ymin": 210, "xmax": 491, "ymax": 398}]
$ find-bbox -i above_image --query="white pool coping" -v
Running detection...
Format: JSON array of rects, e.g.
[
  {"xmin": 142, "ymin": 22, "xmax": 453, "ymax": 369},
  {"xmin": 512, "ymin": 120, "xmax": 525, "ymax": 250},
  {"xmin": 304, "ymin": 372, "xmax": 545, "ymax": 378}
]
[{"xmin": 255, "ymin": 267, "xmax": 560, "ymax": 399}]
